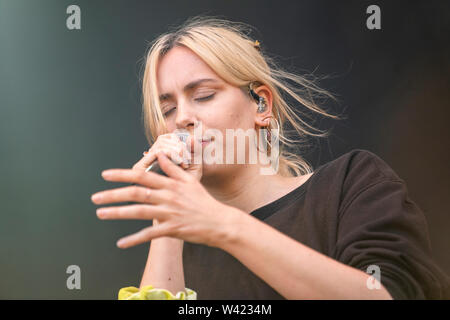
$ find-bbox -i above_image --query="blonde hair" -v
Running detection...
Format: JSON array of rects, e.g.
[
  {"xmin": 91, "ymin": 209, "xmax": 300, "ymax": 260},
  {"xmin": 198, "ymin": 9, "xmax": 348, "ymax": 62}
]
[{"xmin": 140, "ymin": 15, "xmax": 343, "ymax": 176}]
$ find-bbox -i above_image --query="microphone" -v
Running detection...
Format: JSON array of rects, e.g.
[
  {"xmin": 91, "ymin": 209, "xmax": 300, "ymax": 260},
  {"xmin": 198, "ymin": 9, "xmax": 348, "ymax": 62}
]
[
  {"xmin": 127, "ymin": 132, "xmax": 190, "ymax": 205},
  {"xmin": 143, "ymin": 131, "xmax": 190, "ymax": 176}
]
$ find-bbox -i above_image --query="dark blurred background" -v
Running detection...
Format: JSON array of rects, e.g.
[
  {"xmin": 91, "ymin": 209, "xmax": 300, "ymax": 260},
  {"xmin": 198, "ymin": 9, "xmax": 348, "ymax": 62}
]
[{"xmin": 0, "ymin": 0, "xmax": 448, "ymax": 299}]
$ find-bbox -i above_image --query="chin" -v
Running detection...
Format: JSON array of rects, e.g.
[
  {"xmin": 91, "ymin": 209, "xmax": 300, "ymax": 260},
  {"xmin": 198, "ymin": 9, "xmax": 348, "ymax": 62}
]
[{"xmin": 200, "ymin": 163, "xmax": 235, "ymax": 180}]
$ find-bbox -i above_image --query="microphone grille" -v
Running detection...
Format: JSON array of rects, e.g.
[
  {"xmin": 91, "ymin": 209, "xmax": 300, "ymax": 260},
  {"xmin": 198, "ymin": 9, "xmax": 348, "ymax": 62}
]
[{"xmin": 175, "ymin": 131, "xmax": 189, "ymax": 144}]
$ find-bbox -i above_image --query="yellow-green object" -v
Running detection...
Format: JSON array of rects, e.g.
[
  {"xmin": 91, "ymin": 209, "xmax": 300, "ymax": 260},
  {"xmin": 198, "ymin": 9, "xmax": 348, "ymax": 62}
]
[{"xmin": 118, "ymin": 285, "xmax": 197, "ymax": 300}]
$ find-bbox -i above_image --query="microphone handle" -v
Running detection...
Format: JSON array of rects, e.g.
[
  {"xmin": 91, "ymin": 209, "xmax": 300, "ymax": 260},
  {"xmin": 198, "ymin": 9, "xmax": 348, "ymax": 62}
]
[{"xmin": 144, "ymin": 159, "xmax": 168, "ymax": 176}]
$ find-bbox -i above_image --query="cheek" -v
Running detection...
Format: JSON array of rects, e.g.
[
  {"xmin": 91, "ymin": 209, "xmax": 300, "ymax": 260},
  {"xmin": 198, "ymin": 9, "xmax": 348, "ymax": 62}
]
[
  {"xmin": 207, "ymin": 111, "xmax": 247, "ymax": 130},
  {"xmin": 227, "ymin": 109, "xmax": 254, "ymax": 129},
  {"xmin": 215, "ymin": 96, "xmax": 253, "ymax": 129},
  {"xmin": 160, "ymin": 118, "xmax": 177, "ymax": 133},
  {"xmin": 164, "ymin": 123, "xmax": 176, "ymax": 132}
]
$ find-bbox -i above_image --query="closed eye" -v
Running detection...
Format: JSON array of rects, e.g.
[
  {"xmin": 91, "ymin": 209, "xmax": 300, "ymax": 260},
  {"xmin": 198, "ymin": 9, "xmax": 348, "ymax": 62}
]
[
  {"xmin": 163, "ymin": 108, "xmax": 174, "ymax": 117},
  {"xmin": 195, "ymin": 93, "xmax": 215, "ymax": 102},
  {"xmin": 163, "ymin": 94, "xmax": 215, "ymax": 117}
]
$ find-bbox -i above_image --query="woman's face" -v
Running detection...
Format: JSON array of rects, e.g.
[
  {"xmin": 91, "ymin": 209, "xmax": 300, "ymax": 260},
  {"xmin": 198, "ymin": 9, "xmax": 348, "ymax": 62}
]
[{"xmin": 156, "ymin": 45, "xmax": 266, "ymax": 177}]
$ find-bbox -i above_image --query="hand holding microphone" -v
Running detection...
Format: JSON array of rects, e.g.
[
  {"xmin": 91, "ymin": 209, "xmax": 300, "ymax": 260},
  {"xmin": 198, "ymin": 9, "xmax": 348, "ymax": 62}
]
[
  {"xmin": 126, "ymin": 132, "xmax": 201, "ymax": 205},
  {"xmin": 134, "ymin": 132, "xmax": 190, "ymax": 173},
  {"xmin": 131, "ymin": 131, "xmax": 202, "ymax": 180}
]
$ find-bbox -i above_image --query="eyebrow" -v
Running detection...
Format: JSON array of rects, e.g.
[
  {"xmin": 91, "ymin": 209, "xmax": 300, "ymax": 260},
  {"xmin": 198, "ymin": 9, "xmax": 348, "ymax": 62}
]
[{"xmin": 159, "ymin": 78, "xmax": 220, "ymax": 102}]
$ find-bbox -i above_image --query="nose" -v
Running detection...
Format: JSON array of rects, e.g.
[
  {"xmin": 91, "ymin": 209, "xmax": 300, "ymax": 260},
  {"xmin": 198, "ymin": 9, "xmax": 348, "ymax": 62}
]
[{"xmin": 175, "ymin": 99, "xmax": 196, "ymax": 130}]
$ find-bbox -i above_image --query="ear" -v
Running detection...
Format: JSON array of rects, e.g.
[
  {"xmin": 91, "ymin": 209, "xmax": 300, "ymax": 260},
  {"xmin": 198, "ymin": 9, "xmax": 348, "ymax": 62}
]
[{"xmin": 252, "ymin": 84, "xmax": 273, "ymax": 127}]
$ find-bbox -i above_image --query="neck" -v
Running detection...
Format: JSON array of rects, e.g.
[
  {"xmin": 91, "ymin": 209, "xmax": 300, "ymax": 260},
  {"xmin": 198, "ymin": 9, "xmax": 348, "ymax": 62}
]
[{"xmin": 201, "ymin": 164, "xmax": 301, "ymax": 214}]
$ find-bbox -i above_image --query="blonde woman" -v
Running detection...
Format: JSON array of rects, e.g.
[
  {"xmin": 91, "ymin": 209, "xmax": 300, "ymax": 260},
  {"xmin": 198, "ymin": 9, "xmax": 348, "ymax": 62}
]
[{"xmin": 91, "ymin": 16, "xmax": 450, "ymax": 300}]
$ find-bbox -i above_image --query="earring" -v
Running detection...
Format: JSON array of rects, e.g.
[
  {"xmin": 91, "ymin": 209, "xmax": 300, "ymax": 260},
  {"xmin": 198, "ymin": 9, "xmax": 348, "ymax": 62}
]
[
  {"xmin": 255, "ymin": 116, "xmax": 279, "ymax": 153},
  {"xmin": 264, "ymin": 116, "xmax": 279, "ymax": 147}
]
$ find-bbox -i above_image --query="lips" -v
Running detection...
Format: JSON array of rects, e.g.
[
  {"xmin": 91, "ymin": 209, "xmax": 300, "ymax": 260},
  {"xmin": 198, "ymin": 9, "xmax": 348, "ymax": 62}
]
[
  {"xmin": 190, "ymin": 137, "xmax": 213, "ymax": 152},
  {"xmin": 197, "ymin": 136, "xmax": 214, "ymax": 143},
  {"xmin": 201, "ymin": 140, "xmax": 211, "ymax": 147}
]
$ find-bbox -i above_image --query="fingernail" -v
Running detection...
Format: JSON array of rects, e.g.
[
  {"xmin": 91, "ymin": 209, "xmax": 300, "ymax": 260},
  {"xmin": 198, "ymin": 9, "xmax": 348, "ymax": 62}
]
[
  {"xmin": 143, "ymin": 151, "xmax": 148, "ymax": 155},
  {"xmin": 91, "ymin": 194, "xmax": 102, "ymax": 202},
  {"xmin": 117, "ymin": 239, "xmax": 126, "ymax": 248},
  {"xmin": 96, "ymin": 208, "xmax": 111, "ymax": 216},
  {"xmin": 102, "ymin": 170, "xmax": 112, "ymax": 178}
]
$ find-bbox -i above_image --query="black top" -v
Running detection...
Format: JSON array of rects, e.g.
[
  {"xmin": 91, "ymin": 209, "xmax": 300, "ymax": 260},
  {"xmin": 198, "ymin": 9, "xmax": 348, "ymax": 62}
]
[{"xmin": 182, "ymin": 149, "xmax": 450, "ymax": 299}]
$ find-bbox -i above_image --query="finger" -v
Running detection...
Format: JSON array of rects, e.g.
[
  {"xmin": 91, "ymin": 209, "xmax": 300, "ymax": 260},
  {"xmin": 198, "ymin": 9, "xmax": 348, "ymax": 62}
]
[
  {"xmin": 116, "ymin": 223, "xmax": 174, "ymax": 249},
  {"xmin": 134, "ymin": 133, "xmax": 179, "ymax": 165},
  {"xmin": 156, "ymin": 151, "xmax": 191, "ymax": 181},
  {"xmin": 91, "ymin": 185, "xmax": 167, "ymax": 205},
  {"xmin": 96, "ymin": 204, "xmax": 168, "ymax": 220},
  {"xmin": 100, "ymin": 168, "xmax": 174, "ymax": 190},
  {"xmin": 162, "ymin": 133, "xmax": 192, "ymax": 165},
  {"xmin": 186, "ymin": 135, "xmax": 196, "ymax": 154},
  {"xmin": 133, "ymin": 140, "xmax": 181, "ymax": 171},
  {"xmin": 181, "ymin": 140, "xmax": 192, "ymax": 165},
  {"xmin": 139, "ymin": 143, "xmax": 187, "ymax": 171},
  {"xmin": 162, "ymin": 145, "xmax": 185, "ymax": 165},
  {"xmin": 133, "ymin": 152, "xmax": 155, "ymax": 171}
]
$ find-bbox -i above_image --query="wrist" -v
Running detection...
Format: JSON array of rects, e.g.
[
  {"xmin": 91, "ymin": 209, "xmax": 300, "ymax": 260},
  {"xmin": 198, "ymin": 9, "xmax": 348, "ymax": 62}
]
[
  {"xmin": 149, "ymin": 237, "xmax": 184, "ymax": 255},
  {"xmin": 153, "ymin": 237, "xmax": 184, "ymax": 245},
  {"xmin": 151, "ymin": 219, "xmax": 184, "ymax": 246},
  {"xmin": 212, "ymin": 205, "xmax": 245, "ymax": 251}
]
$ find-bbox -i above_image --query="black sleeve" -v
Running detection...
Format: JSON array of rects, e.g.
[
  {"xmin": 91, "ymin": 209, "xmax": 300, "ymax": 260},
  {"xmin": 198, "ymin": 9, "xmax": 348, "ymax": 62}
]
[{"xmin": 333, "ymin": 155, "xmax": 450, "ymax": 299}]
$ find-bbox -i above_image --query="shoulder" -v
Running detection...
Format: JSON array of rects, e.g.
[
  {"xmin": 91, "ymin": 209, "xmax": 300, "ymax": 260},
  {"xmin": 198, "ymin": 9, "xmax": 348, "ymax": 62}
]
[
  {"xmin": 317, "ymin": 149, "xmax": 400, "ymax": 180},
  {"xmin": 309, "ymin": 149, "xmax": 405, "ymax": 210},
  {"xmin": 313, "ymin": 148, "xmax": 403, "ymax": 187}
]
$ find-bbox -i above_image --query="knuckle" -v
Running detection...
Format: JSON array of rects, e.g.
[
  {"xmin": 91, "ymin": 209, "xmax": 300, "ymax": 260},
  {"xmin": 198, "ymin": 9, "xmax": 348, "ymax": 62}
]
[
  {"xmin": 166, "ymin": 192, "xmax": 176, "ymax": 203},
  {"xmin": 136, "ymin": 205, "xmax": 147, "ymax": 218},
  {"xmin": 169, "ymin": 180, "xmax": 181, "ymax": 192},
  {"xmin": 168, "ymin": 133, "xmax": 179, "ymax": 142},
  {"xmin": 136, "ymin": 171, "xmax": 146, "ymax": 181},
  {"xmin": 158, "ymin": 134, "xmax": 171, "ymax": 142},
  {"xmin": 152, "ymin": 141, "xmax": 161, "ymax": 149},
  {"xmin": 130, "ymin": 186, "xmax": 140, "ymax": 197},
  {"xmin": 116, "ymin": 207, "xmax": 125, "ymax": 219},
  {"xmin": 173, "ymin": 148, "xmax": 184, "ymax": 162},
  {"xmin": 167, "ymin": 146, "xmax": 178, "ymax": 155},
  {"xmin": 144, "ymin": 188, "xmax": 152, "ymax": 201}
]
